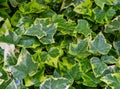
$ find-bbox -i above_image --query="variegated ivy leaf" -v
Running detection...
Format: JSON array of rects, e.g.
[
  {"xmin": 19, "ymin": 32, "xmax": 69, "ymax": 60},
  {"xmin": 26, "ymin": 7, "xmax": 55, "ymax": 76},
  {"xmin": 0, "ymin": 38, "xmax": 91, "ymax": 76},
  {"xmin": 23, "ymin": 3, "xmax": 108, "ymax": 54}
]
[
  {"xmin": 6, "ymin": 80, "xmax": 17, "ymax": 89},
  {"xmin": 101, "ymin": 73, "xmax": 120, "ymax": 89},
  {"xmin": 10, "ymin": 48, "xmax": 38, "ymax": 80},
  {"xmin": 82, "ymin": 72, "xmax": 100, "ymax": 87},
  {"xmin": 93, "ymin": 7, "xmax": 116, "ymax": 24},
  {"xmin": 18, "ymin": 35, "xmax": 40, "ymax": 48},
  {"xmin": 0, "ymin": 43, "xmax": 16, "ymax": 70},
  {"xmin": 74, "ymin": 0, "xmax": 92, "ymax": 16},
  {"xmin": 25, "ymin": 24, "xmax": 46, "ymax": 39},
  {"xmin": 39, "ymin": 77, "xmax": 71, "ymax": 89},
  {"xmin": 105, "ymin": 16, "xmax": 120, "ymax": 33},
  {"xmin": 113, "ymin": 40, "xmax": 120, "ymax": 56},
  {"xmin": 40, "ymin": 47, "xmax": 63, "ymax": 67},
  {"xmin": 69, "ymin": 38, "xmax": 90, "ymax": 58},
  {"xmin": 94, "ymin": 0, "xmax": 117, "ymax": 9},
  {"xmin": 101, "ymin": 55, "xmax": 118, "ymax": 64},
  {"xmin": 90, "ymin": 57, "xmax": 107, "ymax": 77},
  {"xmin": 40, "ymin": 24, "xmax": 57, "ymax": 44},
  {"xmin": 89, "ymin": 32, "xmax": 111, "ymax": 55},
  {"xmin": 19, "ymin": 1, "xmax": 48, "ymax": 14},
  {"xmin": 74, "ymin": 19, "xmax": 91, "ymax": 37},
  {"xmin": 0, "ymin": 19, "xmax": 11, "ymax": 36}
]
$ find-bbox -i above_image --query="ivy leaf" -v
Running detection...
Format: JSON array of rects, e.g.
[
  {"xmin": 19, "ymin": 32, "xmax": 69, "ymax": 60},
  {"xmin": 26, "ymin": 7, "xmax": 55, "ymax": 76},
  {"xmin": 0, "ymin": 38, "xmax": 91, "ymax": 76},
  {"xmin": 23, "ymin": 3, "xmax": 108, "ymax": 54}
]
[
  {"xmin": 52, "ymin": 15, "xmax": 76, "ymax": 36},
  {"xmin": 40, "ymin": 24, "xmax": 57, "ymax": 44},
  {"xmin": 105, "ymin": 16, "xmax": 120, "ymax": 33},
  {"xmin": 0, "ymin": 19, "xmax": 11, "ymax": 36},
  {"xmin": 69, "ymin": 38, "xmax": 90, "ymax": 58},
  {"xmin": 94, "ymin": 0, "xmax": 117, "ymax": 9},
  {"xmin": 19, "ymin": 1, "xmax": 48, "ymax": 14},
  {"xmin": 18, "ymin": 35, "xmax": 40, "ymax": 48},
  {"xmin": 82, "ymin": 72, "xmax": 100, "ymax": 87},
  {"xmin": 76, "ymin": 58, "xmax": 91, "ymax": 73},
  {"xmin": 101, "ymin": 55, "xmax": 118, "ymax": 64},
  {"xmin": 25, "ymin": 24, "xmax": 46, "ymax": 39},
  {"xmin": 6, "ymin": 80, "xmax": 17, "ymax": 89},
  {"xmin": 89, "ymin": 32, "xmax": 111, "ymax": 55},
  {"xmin": 101, "ymin": 73, "xmax": 120, "ymax": 89},
  {"xmin": 9, "ymin": 0, "xmax": 18, "ymax": 8},
  {"xmin": 39, "ymin": 47, "xmax": 62, "ymax": 67},
  {"xmin": 74, "ymin": 0, "xmax": 92, "ymax": 16},
  {"xmin": 0, "ymin": 31, "xmax": 18, "ymax": 44},
  {"xmin": 113, "ymin": 41, "xmax": 120, "ymax": 56},
  {"xmin": 62, "ymin": 64, "xmax": 82, "ymax": 81},
  {"xmin": 93, "ymin": 7, "xmax": 116, "ymax": 24},
  {"xmin": 48, "ymin": 47, "xmax": 63, "ymax": 58},
  {"xmin": 10, "ymin": 48, "xmax": 38, "ymax": 80},
  {"xmin": 74, "ymin": 19, "xmax": 91, "ymax": 37},
  {"xmin": 90, "ymin": 57, "xmax": 107, "ymax": 77},
  {"xmin": 39, "ymin": 77, "xmax": 71, "ymax": 89}
]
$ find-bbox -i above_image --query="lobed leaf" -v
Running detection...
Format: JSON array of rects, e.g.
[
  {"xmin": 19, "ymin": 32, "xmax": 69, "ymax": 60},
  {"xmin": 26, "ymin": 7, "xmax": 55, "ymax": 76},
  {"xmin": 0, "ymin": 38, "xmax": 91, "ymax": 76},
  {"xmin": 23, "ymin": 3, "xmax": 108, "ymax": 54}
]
[{"xmin": 89, "ymin": 32, "xmax": 111, "ymax": 55}]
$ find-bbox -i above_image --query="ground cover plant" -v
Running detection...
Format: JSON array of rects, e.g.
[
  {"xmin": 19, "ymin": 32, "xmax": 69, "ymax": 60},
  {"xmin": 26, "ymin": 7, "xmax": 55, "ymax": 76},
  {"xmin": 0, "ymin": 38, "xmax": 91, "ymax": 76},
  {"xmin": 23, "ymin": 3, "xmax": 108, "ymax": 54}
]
[{"xmin": 0, "ymin": 0, "xmax": 120, "ymax": 89}]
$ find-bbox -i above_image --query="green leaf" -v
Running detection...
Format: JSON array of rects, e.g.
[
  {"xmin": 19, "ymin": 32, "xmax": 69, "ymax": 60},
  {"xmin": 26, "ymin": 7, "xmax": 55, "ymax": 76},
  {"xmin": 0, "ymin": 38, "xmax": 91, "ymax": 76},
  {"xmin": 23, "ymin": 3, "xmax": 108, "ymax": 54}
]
[
  {"xmin": 6, "ymin": 80, "xmax": 17, "ymax": 89},
  {"xmin": 19, "ymin": 1, "xmax": 48, "ymax": 14},
  {"xmin": 69, "ymin": 38, "xmax": 90, "ymax": 58},
  {"xmin": 74, "ymin": 0, "xmax": 92, "ymax": 16},
  {"xmin": 101, "ymin": 55, "xmax": 118, "ymax": 64},
  {"xmin": 89, "ymin": 32, "xmax": 111, "ymax": 55},
  {"xmin": 0, "ymin": 19, "xmax": 11, "ymax": 36},
  {"xmin": 9, "ymin": 0, "xmax": 18, "ymax": 7},
  {"xmin": 0, "ymin": 17, "xmax": 4, "ymax": 22},
  {"xmin": 94, "ymin": 0, "xmax": 117, "ymax": 9},
  {"xmin": 90, "ymin": 57, "xmax": 107, "ymax": 77},
  {"xmin": 10, "ymin": 48, "xmax": 38, "ymax": 80},
  {"xmin": 25, "ymin": 24, "xmax": 46, "ymax": 39},
  {"xmin": 18, "ymin": 35, "xmax": 40, "ymax": 48},
  {"xmin": 113, "ymin": 41, "xmax": 120, "ymax": 56},
  {"xmin": 82, "ymin": 72, "xmax": 100, "ymax": 87},
  {"xmin": 0, "ymin": 31, "xmax": 18, "ymax": 44},
  {"xmin": 101, "ymin": 73, "xmax": 120, "ymax": 89},
  {"xmin": 39, "ymin": 77, "xmax": 71, "ymax": 89},
  {"xmin": 0, "ymin": 68, "xmax": 8, "ymax": 85},
  {"xmin": 10, "ymin": 11, "xmax": 22, "ymax": 26},
  {"xmin": 76, "ymin": 58, "xmax": 91, "ymax": 73},
  {"xmin": 62, "ymin": 64, "xmax": 82, "ymax": 81},
  {"xmin": 103, "ymin": 65, "xmax": 120, "ymax": 76},
  {"xmin": 105, "ymin": 16, "xmax": 120, "ymax": 33},
  {"xmin": 52, "ymin": 15, "xmax": 76, "ymax": 36},
  {"xmin": 93, "ymin": 7, "xmax": 116, "ymax": 24},
  {"xmin": 24, "ymin": 70, "xmax": 45, "ymax": 87},
  {"xmin": 74, "ymin": 19, "xmax": 91, "ymax": 37},
  {"xmin": 48, "ymin": 47, "xmax": 63, "ymax": 58},
  {"xmin": 40, "ymin": 24, "xmax": 57, "ymax": 44}
]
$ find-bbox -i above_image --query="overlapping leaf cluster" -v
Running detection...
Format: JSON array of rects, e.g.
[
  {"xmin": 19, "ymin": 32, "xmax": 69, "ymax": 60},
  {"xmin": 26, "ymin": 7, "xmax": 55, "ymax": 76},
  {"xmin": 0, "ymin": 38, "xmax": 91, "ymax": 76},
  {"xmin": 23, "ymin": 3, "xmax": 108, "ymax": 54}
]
[{"xmin": 0, "ymin": 0, "xmax": 120, "ymax": 89}]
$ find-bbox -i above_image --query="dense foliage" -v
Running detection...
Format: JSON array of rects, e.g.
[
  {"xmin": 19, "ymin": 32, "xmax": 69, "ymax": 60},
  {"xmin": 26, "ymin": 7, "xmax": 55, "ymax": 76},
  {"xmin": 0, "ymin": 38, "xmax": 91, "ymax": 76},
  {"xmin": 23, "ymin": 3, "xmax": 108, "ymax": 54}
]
[{"xmin": 0, "ymin": 0, "xmax": 120, "ymax": 89}]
